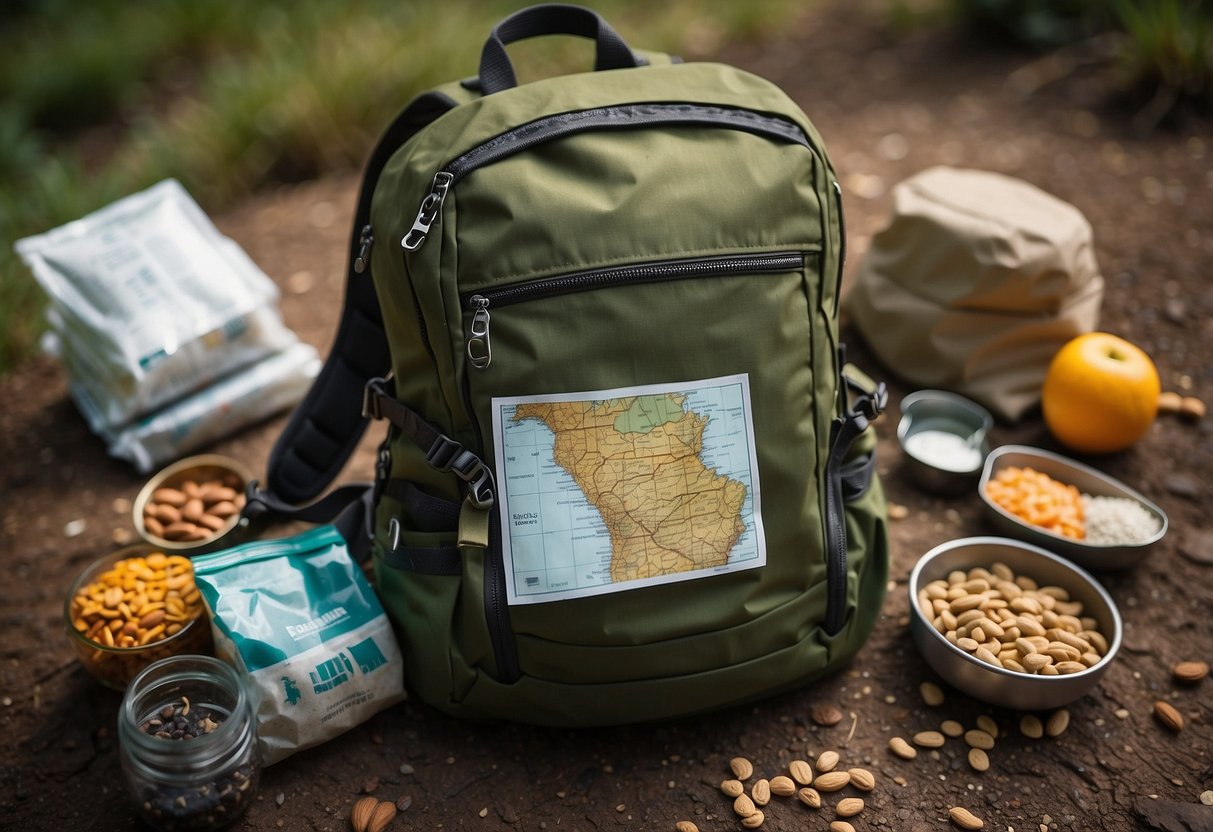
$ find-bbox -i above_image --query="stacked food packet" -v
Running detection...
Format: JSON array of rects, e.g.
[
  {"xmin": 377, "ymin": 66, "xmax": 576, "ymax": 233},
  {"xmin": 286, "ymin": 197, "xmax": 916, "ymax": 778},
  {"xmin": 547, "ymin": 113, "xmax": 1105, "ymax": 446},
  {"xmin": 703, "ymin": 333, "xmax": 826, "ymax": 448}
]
[{"xmin": 15, "ymin": 179, "xmax": 319, "ymax": 471}]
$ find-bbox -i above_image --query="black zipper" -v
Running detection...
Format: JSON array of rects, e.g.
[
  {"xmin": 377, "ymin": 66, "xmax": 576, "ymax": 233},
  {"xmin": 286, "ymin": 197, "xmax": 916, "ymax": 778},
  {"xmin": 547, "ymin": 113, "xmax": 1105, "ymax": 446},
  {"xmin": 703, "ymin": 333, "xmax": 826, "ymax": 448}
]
[
  {"xmin": 401, "ymin": 103, "xmax": 815, "ymax": 252},
  {"xmin": 484, "ymin": 510, "xmax": 520, "ymax": 683},
  {"xmin": 462, "ymin": 252, "xmax": 806, "ymax": 370}
]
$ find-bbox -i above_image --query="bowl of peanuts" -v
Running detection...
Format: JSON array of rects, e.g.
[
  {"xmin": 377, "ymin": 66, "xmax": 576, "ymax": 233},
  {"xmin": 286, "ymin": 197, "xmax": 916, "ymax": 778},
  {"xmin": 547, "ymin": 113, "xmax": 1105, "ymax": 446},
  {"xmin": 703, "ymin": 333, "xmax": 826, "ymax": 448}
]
[
  {"xmin": 909, "ymin": 536, "xmax": 1122, "ymax": 709},
  {"xmin": 134, "ymin": 454, "xmax": 252, "ymax": 553},
  {"xmin": 64, "ymin": 546, "xmax": 214, "ymax": 690},
  {"xmin": 978, "ymin": 445, "xmax": 1167, "ymax": 571}
]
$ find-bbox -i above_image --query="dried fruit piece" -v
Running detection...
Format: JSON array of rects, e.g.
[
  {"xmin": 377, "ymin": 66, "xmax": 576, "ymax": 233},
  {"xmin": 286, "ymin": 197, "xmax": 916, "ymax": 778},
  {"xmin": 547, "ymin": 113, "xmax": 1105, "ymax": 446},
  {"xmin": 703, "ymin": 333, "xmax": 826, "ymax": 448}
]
[
  {"xmin": 968, "ymin": 747, "xmax": 990, "ymax": 772},
  {"xmin": 816, "ymin": 750, "xmax": 840, "ymax": 773},
  {"xmin": 888, "ymin": 737, "xmax": 917, "ymax": 760},
  {"xmin": 768, "ymin": 775, "xmax": 796, "ymax": 797},
  {"xmin": 721, "ymin": 779, "xmax": 744, "ymax": 798},
  {"xmin": 1154, "ymin": 700, "xmax": 1184, "ymax": 732},
  {"xmin": 730, "ymin": 757, "xmax": 755, "ymax": 781},
  {"xmin": 1173, "ymin": 661, "xmax": 1209, "ymax": 683},
  {"xmin": 836, "ymin": 797, "xmax": 865, "ymax": 817},
  {"xmin": 919, "ymin": 681, "xmax": 945, "ymax": 707},
  {"xmin": 811, "ymin": 703, "xmax": 845, "ymax": 726},
  {"xmin": 351, "ymin": 796, "xmax": 379, "ymax": 832},
  {"xmin": 949, "ymin": 806, "xmax": 984, "ymax": 830},
  {"xmin": 1045, "ymin": 708, "xmax": 1070, "ymax": 737}
]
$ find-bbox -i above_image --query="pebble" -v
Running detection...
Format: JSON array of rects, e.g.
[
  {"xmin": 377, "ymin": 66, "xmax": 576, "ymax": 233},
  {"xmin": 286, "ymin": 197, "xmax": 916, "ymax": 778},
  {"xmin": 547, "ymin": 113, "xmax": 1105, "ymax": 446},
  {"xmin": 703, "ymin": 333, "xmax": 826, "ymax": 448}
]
[
  {"xmin": 1165, "ymin": 474, "xmax": 1201, "ymax": 500},
  {"xmin": 63, "ymin": 519, "xmax": 87, "ymax": 538},
  {"xmin": 1200, "ymin": 790, "xmax": 1213, "ymax": 806},
  {"xmin": 399, "ymin": 763, "xmax": 415, "ymax": 775},
  {"xmin": 275, "ymin": 792, "xmax": 284, "ymax": 807}
]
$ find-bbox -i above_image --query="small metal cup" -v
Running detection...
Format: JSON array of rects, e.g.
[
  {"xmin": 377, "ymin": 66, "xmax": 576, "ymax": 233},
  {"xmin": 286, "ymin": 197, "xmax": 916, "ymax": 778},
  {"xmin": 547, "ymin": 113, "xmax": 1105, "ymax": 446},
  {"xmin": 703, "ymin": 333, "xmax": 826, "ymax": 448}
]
[{"xmin": 897, "ymin": 390, "xmax": 993, "ymax": 495}]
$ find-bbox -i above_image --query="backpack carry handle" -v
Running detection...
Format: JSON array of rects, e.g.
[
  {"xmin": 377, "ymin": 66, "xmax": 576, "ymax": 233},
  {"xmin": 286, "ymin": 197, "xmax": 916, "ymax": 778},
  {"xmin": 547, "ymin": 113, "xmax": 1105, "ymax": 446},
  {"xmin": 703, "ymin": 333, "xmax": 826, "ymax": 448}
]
[{"xmin": 479, "ymin": 3, "xmax": 640, "ymax": 95}]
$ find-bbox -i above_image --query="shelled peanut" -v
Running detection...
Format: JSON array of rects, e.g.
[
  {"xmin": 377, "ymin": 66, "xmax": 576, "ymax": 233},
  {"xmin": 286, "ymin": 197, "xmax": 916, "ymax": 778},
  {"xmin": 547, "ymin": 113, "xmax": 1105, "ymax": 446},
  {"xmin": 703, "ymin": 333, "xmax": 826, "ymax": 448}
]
[
  {"xmin": 143, "ymin": 474, "xmax": 245, "ymax": 543},
  {"xmin": 70, "ymin": 552, "xmax": 205, "ymax": 649},
  {"xmin": 917, "ymin": 562, "xmax": 1109, "ymax": 676}
]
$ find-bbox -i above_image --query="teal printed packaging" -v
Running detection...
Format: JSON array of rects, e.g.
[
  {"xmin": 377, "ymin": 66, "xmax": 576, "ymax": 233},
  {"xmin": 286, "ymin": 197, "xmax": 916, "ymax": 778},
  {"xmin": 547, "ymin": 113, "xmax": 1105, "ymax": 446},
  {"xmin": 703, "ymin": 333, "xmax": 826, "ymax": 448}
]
[{"xmin": 193, "ymin": 526, "xmax": 405, "ymax": 764}]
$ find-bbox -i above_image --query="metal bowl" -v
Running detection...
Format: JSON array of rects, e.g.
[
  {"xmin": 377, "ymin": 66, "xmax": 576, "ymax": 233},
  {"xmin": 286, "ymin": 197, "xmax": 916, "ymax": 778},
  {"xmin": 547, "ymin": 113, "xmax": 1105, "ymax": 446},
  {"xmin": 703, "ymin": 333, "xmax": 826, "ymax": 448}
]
[
  {"xmin": 134, "ymin": 454, "xmax": 252, "ymax": 554},
  {"xmin": 978, "ymin": 445, "xmax": 1167, "ymax": 571},
  {"xmin": 908, "ymin": 536, "xmax": 1122, "ymax": 710},
  {"xmin": 897, "ymin": 390, "xmax": 993, "ymax": 495}
]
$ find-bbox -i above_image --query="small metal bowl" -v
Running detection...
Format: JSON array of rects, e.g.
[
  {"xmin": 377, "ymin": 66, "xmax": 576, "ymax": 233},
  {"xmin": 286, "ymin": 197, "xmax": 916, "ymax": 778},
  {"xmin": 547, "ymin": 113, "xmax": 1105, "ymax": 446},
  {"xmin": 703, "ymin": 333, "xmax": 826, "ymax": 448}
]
[
  {"xmin": 909, "ymin": 536, "xmax": 1122, "ymax": 710},
  {"xmin": 979, "ymin": 445, "xmax": 1167, "ymax": 571},
  {"xmin": 897, "ymin": 390, "xmax": 993, "ymax": 495},
  {"xmin": 134, "ymin": 454, "xmax": 252, "ymax": 554},
  {"xmin": 64, "ymin": 544, "xmax": 213, "ymax": 691}
]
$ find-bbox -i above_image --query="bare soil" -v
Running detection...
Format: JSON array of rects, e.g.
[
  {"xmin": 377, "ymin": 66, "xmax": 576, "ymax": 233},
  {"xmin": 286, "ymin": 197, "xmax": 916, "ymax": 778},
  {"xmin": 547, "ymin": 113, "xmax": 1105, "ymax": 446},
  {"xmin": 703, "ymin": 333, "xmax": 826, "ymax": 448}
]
[{"xmin": 2, "ymin": 5, "xmax": 1210, "ymax": 831}]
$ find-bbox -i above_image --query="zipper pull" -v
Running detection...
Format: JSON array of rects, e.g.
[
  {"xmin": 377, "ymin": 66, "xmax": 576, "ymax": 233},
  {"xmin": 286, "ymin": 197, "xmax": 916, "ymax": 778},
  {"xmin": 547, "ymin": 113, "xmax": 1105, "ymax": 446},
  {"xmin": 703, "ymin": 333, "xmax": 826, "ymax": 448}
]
[
  {"xmin": 401, "ymin": 171, "xmax": 453, "ymax": 252},
  {"xmin": 466, "ymin": 295, "xmax": 492, "ymax": 370},
  {"xmin": 353, "ymin": 224, "xmax": 373, "ymax": 273}
]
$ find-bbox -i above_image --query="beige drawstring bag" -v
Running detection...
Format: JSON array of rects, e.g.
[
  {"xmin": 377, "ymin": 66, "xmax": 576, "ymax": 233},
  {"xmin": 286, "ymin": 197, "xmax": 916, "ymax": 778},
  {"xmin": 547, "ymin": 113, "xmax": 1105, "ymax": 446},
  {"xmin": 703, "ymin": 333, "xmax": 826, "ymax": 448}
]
[{"xmin": 845, "ymin": 166, "xmax": 1104, "ymax": 422}]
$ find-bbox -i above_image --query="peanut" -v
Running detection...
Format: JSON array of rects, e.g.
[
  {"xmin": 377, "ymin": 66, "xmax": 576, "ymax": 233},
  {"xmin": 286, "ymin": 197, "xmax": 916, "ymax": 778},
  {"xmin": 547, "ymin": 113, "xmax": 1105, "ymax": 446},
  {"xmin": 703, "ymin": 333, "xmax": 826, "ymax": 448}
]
[
  {"xmin": 143, "ymin": 472, "xmax": 244, "ymax": 544},
  {"xmin": 949, "ymin": 806, "xmax": 984, "ymax": 830},
  {"xmin": 888, "ymin": 737, "xmax": 917, "ymax": 760}
]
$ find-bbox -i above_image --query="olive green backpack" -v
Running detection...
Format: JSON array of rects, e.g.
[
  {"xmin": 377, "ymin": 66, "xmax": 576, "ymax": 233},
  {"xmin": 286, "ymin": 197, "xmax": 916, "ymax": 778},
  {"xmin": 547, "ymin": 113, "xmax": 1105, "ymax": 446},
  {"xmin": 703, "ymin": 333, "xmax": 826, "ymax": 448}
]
[{"xmin": 249, "ymin": 3, "xmax": 890, "ymax": 725}]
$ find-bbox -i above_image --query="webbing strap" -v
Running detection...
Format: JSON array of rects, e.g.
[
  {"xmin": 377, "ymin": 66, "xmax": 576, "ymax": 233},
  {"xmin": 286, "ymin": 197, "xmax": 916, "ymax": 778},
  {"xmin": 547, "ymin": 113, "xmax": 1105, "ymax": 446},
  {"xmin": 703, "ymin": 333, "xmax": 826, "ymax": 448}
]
[{"xmin": 264, "ymin": 91, "xmax": 458, "ymax": 506}]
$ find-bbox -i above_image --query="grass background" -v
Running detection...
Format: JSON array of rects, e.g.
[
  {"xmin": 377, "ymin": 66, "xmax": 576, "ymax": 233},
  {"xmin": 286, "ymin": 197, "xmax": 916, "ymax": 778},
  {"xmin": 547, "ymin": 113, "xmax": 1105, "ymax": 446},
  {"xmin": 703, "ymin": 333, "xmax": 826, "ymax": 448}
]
[{"xmin": 2, "ymin": 0, "xmax": 1209, "ymax": 375}]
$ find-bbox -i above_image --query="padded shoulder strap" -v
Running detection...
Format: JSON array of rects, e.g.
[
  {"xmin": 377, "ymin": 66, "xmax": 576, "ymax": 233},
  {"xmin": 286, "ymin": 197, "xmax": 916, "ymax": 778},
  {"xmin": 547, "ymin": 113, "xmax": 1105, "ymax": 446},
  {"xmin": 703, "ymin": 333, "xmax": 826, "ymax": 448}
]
[{"xmin": 265, "ymin": 91, "xmax": 459, "ymax": 505}]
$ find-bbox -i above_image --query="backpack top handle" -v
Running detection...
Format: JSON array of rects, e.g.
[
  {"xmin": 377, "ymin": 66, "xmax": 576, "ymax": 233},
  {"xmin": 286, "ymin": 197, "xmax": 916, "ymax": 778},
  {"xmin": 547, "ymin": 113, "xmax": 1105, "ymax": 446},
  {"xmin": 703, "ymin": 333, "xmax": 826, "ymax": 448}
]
[{"xmin": 478, "ymin": 3, "xmax": 641, "ymax": 95}]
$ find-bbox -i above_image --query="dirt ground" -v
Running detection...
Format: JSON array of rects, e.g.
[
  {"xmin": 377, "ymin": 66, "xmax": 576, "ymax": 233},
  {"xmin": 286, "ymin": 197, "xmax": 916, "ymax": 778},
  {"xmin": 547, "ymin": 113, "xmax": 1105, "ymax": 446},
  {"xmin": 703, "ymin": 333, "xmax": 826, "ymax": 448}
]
[{"xmin": 2, "ymin": 4, "xmax": 1211, "ymax": 831}]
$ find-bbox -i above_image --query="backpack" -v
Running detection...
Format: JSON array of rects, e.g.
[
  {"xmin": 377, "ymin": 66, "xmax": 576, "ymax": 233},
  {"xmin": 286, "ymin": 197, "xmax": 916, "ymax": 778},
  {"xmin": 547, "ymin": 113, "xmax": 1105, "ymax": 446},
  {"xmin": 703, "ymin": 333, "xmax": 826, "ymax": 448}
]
[{"xmin": 248, "ymin": 3, "xmax": 891, "ymax": 726}]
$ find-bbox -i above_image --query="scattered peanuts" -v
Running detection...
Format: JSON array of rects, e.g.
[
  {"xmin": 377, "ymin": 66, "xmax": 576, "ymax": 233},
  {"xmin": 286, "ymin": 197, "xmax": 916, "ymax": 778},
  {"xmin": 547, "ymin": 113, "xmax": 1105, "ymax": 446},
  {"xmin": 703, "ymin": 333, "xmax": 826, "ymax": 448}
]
[
  {"xmin": 949, "ymin": 806, "xmax": 984, "ymax": 830},
  {"xmin": 1020, "ymin": 714, "xmax": 1044, "ymax": 739},
  {"xmin": 918, "ymin": 561, "xmax": 1111, "ymax": 677},
  {"xmin": 888, "ymin": 737, "xmax": 917, "ymax": 760},
  {"xmin": 142, "ymin": 470, "xmax": 245, "ymax": 545},
  {"xmin": 1045, "ymin": 708, "xmax": 1070, "ymax": 737},
  {"xmin": 919, "ymin": 681, "xmax": 945, "ymax": 707}
]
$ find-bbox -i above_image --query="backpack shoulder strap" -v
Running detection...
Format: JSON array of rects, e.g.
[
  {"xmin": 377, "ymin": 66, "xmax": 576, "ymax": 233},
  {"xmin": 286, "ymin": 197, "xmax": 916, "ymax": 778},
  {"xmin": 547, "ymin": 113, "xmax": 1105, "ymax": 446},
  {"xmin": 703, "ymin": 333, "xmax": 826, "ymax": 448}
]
[{"xmin": 264, "ymin": 90, "xmax": 460, "ymax": 506}]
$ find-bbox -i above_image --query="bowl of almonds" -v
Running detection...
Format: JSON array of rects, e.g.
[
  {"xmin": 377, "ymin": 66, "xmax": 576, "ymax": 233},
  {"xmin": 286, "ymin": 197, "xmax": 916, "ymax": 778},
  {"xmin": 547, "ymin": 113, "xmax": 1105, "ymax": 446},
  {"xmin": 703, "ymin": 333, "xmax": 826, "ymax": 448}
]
[
  {"xmin": 908, "ymin": 536, "xmax": 1122, "ymax": 710},
  {"xmin": 134, "ymin": 454, "xmax": 251, "ymax": 553},
  {"xmin": 64, "ymin": 545, "xmax": 213, "ymax": 690}
]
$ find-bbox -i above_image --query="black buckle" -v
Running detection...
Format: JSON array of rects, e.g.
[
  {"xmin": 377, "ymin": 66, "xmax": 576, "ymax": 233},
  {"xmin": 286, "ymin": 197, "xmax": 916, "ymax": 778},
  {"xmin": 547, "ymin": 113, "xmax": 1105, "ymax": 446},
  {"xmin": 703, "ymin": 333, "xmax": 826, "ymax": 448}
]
[
  {"xmin": 361, "ymin": 377, "xmax": 389, "ymax": 420},
  {"xmin": 424, "ymin": 434, "xmax": 495, "ymax": 510},
  {"xmin": 425, "ymin": 433, "xmax": 463, "ymax": 471},
  {"xmin": 857, "ymin": 382, "xmax": 888, "ymax": 420}
]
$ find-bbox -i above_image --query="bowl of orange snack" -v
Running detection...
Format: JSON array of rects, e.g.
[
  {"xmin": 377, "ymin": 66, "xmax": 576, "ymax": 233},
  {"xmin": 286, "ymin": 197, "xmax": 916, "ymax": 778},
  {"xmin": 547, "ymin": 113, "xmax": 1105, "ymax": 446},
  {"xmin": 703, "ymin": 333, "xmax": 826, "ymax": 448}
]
[
  {"xmin": 978, "ymin": 445, "xmax": 1167, "ymax": 571},
  {"xmin": 64, "ymin": 545, "xmax": 213, "ymax": 690}
]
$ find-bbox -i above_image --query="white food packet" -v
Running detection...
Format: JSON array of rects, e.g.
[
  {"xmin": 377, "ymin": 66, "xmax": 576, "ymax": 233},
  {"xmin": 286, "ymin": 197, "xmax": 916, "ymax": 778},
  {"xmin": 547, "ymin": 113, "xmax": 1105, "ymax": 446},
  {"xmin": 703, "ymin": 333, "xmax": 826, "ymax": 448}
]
[
  {"xmin": 105, "ymin": 342, "xmax": 321, "ymax": 473},
  {"xmin": 14, "ymin": 179, "xmax": 293, "ymax": 431}
]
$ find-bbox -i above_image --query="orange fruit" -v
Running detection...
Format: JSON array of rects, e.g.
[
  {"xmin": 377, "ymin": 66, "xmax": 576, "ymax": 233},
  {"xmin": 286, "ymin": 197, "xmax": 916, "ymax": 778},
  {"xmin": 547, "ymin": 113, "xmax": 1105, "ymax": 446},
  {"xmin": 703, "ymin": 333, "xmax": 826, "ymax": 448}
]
[{"xmin": 1042, "ymin": 332, "xmax": 1160, "ymax": 454}]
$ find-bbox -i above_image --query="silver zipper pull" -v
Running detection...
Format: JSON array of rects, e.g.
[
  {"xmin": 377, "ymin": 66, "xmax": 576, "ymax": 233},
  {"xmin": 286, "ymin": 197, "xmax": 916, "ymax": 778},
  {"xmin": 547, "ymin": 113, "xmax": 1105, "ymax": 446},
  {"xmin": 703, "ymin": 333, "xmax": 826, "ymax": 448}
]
[
  {"xmin": 353, "ymin": 224, "xmax": 373, "ymax": 273},
  {"xmin": 467, "ymin": 295, "xmax": 492, "ymax": 369},
  {"xmin": 401, "ymin": 171, "xmax": 453, "ymax": 252}
]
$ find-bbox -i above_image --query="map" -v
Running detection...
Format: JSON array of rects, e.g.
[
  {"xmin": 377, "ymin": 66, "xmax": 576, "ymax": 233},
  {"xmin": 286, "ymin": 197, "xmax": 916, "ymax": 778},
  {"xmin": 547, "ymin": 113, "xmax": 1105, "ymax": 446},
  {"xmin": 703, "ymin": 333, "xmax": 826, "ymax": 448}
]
[{"xmin": 491, "ymin": 374, "xmax": 765, "ymax": 605}]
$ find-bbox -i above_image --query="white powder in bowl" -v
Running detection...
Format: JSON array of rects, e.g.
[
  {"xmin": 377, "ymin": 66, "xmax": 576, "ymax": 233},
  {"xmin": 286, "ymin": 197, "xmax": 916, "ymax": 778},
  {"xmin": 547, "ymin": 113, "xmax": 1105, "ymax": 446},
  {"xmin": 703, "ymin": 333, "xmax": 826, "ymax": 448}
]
[
  {"xmin": 1082, "ymin": 495, "xmax": 1161, "ymax": 546},
  {"xmin": 903, "ymin": 430, "xmax": 984, "ymax": 473}
]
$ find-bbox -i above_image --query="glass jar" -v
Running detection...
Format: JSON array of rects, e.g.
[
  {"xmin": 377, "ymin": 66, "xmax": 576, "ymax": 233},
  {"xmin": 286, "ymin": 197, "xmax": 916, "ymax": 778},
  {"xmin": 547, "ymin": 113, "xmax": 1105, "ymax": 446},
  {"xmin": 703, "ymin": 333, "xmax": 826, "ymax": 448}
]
[{"xmin": 118, "ymin": 655, "xmax": 260, "ymax": 831}]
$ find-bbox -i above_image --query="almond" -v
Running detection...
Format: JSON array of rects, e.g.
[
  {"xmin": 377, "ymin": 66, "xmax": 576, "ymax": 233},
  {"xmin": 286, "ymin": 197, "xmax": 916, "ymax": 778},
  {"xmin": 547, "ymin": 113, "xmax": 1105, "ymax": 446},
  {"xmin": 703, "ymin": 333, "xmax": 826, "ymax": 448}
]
[
  {"xmin": 740, "ymin": 810, "xmax": 764, "ymax": 829},
  {"xmin": 152, "ymin": 487, "xmax": 188, "ymax": 507},
  {"xmin": 830, "ymin": 823, "xmax": 856, "ymax": 832},
  {"xmin": 788, "ymin": 759, "xmax": 813, "ymax": 785},
  {"xmin": 733, "ymin": 794, "xmax": 757, "ymax": 818},
  {"xmin": 967, "ymin": 747, "xmax": 990, "ymax": 772},
  {"xmin": 730, "ymin": 757, "xmax": 754, "ymax": 781},
  {"xmin": 811, "ymin": 703, "xmax": 844, "ymax": 726},
  {"xmin": 351, "ymin": 796, "xmax": 379, "ymax": 832},
  {"xmin": 913, "ymin": 730, "xmax": 946, "ymax": 748},
  {"xmin": 1173, "ymin": 661, "xmax": 1209, "ymax": 683},
  {"xmin": 940, "ymin": 719, "xmax": 965, "ymax": 738},
  {"xmin": 720, "ymin": 779, "xmax": 744, "ymax": 798},
  {"xmin": 1154, "ymin": 700, "xmax": 1184, "ymax": 732},
  {"xmin": 919, "ymin": 681, "xmax": 945, "ymax": 707},
  {"xmin": 675, "ymin": 823, "xmax": 699, "ymax": 832},
  {"xmin": 964, "ymin": 729, "xmax": 995, "ymax": 750},
  {"xmin": 836, "ymin": 797, "xmax": 865, "ymax": 817},
  {"xmin": 1020, "ymin": 714, "xmax": 1044, "ymax": 739},
  {"xmin": 975, "ymin": 715, "xmax": 998, "ymax": 738},
  {"xmin": 816, "ymin": 750, "xmax": 840, "ymax": 773},
  {"xmin": 813, "ymin": 771, "xmax": 851, "ymax": 793},
  {"xmin": 949, "ymin": 806, "xmax": 984, "ymax": 830},
  {"xmin": 796, "ymin": 787, "xmax": 822, "ymax": 809},
  {"xmin": 847, "ymin": 768, "xmax": 875, "ymax": 792},
  {"xmin": 888, "ymin": 736, "xmax": 917, "ymax": 760},
  {"xmin": 768, "ymin": 775, "xmax": 796, "ymax": 797},
  {"xmin": 1045, "ymin": 708, "xmax": 1070, "ymax": 737},
  {"xmin": 367, "ymin": 800, "xmax": 397, "ymax": 832},
  {"xmin": 751, "ymin": 779, "xmax": 770, "ymax": 806}
]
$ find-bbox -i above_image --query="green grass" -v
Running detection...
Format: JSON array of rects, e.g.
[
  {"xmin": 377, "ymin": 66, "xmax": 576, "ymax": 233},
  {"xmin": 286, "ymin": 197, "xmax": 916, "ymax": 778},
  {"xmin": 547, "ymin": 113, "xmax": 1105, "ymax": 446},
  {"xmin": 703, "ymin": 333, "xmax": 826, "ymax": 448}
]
[{"xmin": 0, "ymin": 0, "xmax": 809, "ymax": 376}]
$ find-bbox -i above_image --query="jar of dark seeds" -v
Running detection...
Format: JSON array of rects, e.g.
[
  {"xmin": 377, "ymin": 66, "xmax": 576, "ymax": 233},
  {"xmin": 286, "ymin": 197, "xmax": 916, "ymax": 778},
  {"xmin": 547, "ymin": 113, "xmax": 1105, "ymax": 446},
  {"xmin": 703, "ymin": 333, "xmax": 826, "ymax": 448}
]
[{"xmin": 118, "ymin": 655, "xmax": 260, "ymax": 831}]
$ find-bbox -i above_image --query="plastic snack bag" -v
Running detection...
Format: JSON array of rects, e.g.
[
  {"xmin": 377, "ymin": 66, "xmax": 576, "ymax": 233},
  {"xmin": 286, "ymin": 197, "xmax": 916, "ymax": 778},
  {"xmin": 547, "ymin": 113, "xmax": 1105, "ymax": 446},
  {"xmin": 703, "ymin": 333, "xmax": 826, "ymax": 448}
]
[
  {"xmin": 193, "ymin": 526, "xmax": 406, "ymax": 765},
  {"xmin": 14, "ymin": 179, "xmax": 294, "ymax": 431}
]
